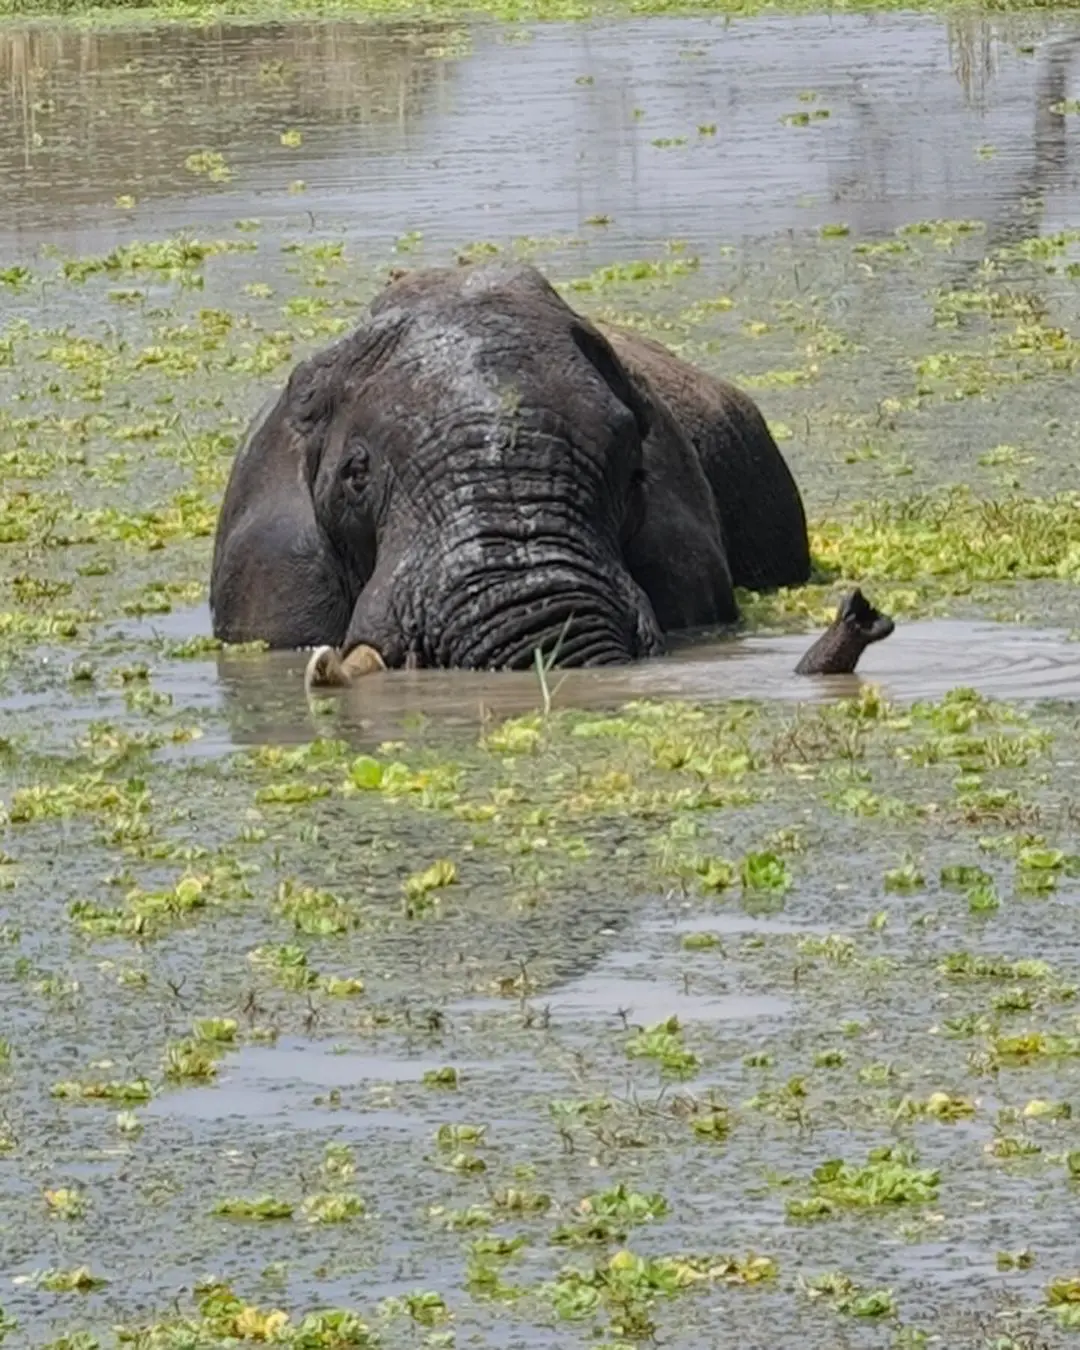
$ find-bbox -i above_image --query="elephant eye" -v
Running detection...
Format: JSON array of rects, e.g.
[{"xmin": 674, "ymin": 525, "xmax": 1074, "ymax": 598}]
[{"xmin": 340, "ymin": 441, "xmax": 370, "ymax": 498}]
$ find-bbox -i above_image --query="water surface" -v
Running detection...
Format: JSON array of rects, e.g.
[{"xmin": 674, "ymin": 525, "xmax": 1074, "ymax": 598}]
[
  {"xmin": 4, "ymin": 10, "xmax": 1080, "ymax": 1349},
  {"xmin": 3, "ymin": 14, "xmax": 1080, "ymax": 257},
  {"xmin": 210, "ymin": 617, "xmax": 1080, "ymax": 749}
]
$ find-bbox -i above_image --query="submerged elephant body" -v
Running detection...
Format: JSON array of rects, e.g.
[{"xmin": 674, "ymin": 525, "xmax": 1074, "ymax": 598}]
[{"xmin": 210, "ymin": 262, "xmax": 812, "ymax": 670}]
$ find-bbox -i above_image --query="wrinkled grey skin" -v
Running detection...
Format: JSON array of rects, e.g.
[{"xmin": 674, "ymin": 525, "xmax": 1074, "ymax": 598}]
[
  {"xmin": 795, "ymin": 589, "xmax": 895, "ymax": 676},
  {"xmin": 210, "ymin": 262, "xmax": 811, "ymax": 669}
]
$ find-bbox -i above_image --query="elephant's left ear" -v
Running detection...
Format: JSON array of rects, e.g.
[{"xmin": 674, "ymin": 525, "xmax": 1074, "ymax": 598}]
[{"xmin": 569, "ymin": 321, "xmax": 653, "ymax": 443}]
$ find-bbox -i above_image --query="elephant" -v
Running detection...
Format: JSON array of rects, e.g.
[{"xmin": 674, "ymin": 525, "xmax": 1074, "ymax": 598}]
[{"xmin": 211, "ymin": 260, "xmax": 836, "ymax": 680}]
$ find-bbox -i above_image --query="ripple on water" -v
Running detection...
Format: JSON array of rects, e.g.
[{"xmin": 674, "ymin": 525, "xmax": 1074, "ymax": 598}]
[
  {"xmin": 205, "ymin": 618, "xmax": 1080, "ymax": 752},
  {"xmin": 5, "ymin": 617, "xmax": 1079, "ymax": 760}
]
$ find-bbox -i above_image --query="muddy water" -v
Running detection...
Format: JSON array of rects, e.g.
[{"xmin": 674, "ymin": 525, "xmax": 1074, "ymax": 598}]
[
  {"xmin": 5, "ymin": 10, "xmax": 1080, "ymax": 1350},
  {"xmin": 205, "ymin": 616, "xmax": 1080, "ymax": 748},
  {"xmin": 18, "ymin": 606, "xmax": 1066, "ymax": 752},
  {"xmin": 3, "ymin": 14, "xmax": 1080, "ymax": 258}
]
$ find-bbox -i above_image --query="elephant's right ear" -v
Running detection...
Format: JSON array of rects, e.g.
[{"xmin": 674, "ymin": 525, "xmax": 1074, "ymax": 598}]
[
  {"xmin": 570, "ymin": 321, "xmax": 653, "ymax": 444},
  {"xmin": 290, "ymin": 310, "xmax": 411, "ymax": 492},
  {"xmin": 280, "ymin": 348, "xmax": 341, "ymax": 495}
]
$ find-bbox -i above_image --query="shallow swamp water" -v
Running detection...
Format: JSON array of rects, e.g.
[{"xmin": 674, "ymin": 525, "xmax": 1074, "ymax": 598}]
[{"xmin": 2, "ymin": 7, "xmax": 1080, "ymax": 1348}]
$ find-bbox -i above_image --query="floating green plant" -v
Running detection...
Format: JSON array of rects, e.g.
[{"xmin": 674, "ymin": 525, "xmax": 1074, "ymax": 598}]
[
  {"xmin": 113, "ymin": 1283, "xmax": 375, "ymax": 1346},
  {"xmin": 423, "ymin": 1067, "xmax": 459, "ymax": 1089},
  {"xmin": 800, "ymin": 1271, "xmax": 896, "ymax": 1318},
  {"xmin": 301, "ymin": 1192, "xmax": 365, "ymax": 1224},
  {"xmin": 883, "ymin": 860, "xmax": 924, "ymax": 893},
  {"xmin": 787, "ymin": 1147, "xmax": 939, "ymax": 1220},
  {"xmin": 543, "ymin": 1247, "xmax": 775, "ymax": 1339},
  {"xmin": 163, "ymin": 1038, "xmax": 221, "ymax": 1083},
  {"xmin": 275, "ymin": 881, "xmax": 358, "ymax": 935},
  {"xmin": 213, "ymin": 1196, "xmax": 295, "ymax": 1221},
  {"xmin": 739, "ymin": 850, "xmax": 792, "ymax": 893},
  {"xmin": 26, "ymin": 1267, "xmax": 107, "ymax": 1293},
  {"xmin": 51, "ymin": 1078, "xmax": 153, "ymax": 1103},
  {"xmin": 625, "ymin": 1016, "xmax": 700, "ymax": 1078},
  {"xmin": 681, "ymin": 931, "xmax": 723, "ymax": 950},
  {"xmin": 402, "ymin": 859, "xmax": 458, "ymax": 915},
  {"xmin": 43, "ymin": 1188, "xmax": 87, "ymax": 1220},
  {"xmin": 435, "ymin": 1123, "xmax": 486, "ymax": 1148},
  {"xmin": 552, "ymin": 1183, "xmax": 668, "ymax": 1245}
]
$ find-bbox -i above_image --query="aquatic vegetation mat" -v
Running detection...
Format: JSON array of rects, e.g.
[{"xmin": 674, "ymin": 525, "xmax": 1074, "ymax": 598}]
[
  {"xmin": 3, "ymin": 0, "xmax": 1080, "ymax": 27},
  {"xmin": 2, "ymin": 676, "xmax": 1080, "ymax": 1346},
  {"xmin": 2, "ymin": 49, "xmax": 1080, "ymax": 1341}
]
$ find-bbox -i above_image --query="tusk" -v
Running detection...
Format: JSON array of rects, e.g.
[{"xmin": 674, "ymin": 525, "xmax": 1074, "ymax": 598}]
[
  {"xmin": 341, "ymin": 644, "xmax": 386, "ymax": 678},
  {"xmin": 304, "ymin": 643, "xmax": 386, "ymax": 694},
  {"xmin": 305, "ymin": 645, "xmax": 346, "ymax": 693}
]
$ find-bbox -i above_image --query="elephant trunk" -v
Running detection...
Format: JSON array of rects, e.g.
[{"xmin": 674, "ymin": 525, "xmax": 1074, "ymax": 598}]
[
  {"xmin": 795, "ymin": 589, "xmax": 895, "ymax": 676},
  {"xmin": 339, "ymin": 546, "xmax": 664, "ymax": 672}
]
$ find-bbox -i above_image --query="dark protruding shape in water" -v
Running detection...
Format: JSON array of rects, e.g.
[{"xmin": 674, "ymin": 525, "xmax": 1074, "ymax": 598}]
[{"xmin": 795, "ymin": 589, "xmax": 895, "ymax": 676}]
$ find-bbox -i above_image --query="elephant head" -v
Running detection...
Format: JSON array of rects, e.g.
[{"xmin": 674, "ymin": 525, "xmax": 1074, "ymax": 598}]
[
  {"xmin": 211, "ymin": 260, "xmax": 807, "ymax": 676},
  {"xmin": 215, "ymin": 263, "xmax": 683, "ymax": 670}
]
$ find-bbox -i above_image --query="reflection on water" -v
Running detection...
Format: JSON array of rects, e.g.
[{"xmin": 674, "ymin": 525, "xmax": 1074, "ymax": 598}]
[
  {"xmin": 454, "ymin": 967, "xmax": 791, "ymax": 1023},
  {"xmin": 2, "ymin": 14, "xmax": 1080, "ymax": 258},
  {"xmin": 151, "ymin": 1039, "xmax": 494, "ymax": 1123},
  {"xmin": 0, "ymin": 20, "xmax": 457, "ymax": 235},
  {"xmin": 208, "ymin": 618, "xmax": 1080, "ymax": 750}
]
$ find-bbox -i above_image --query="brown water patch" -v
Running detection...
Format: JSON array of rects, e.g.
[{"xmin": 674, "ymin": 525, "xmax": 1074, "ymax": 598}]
[{"xmin": 211, "ymin": 618, "xmax": 1080, "ymax": 748}]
